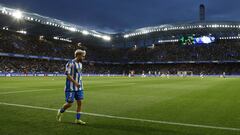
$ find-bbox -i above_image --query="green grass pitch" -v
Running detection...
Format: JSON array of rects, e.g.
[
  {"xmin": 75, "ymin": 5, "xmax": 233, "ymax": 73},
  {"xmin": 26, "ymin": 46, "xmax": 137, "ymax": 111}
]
[{"xmin": 0, "ymin": 76, "xmax": 240, "ymax": 135}]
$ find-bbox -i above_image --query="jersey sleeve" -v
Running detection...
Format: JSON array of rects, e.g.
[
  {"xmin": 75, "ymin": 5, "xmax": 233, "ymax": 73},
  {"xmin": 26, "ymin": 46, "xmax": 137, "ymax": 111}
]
[{"xmin": 65, "ymin": 61, "xmax": 73, "ymax": 75}]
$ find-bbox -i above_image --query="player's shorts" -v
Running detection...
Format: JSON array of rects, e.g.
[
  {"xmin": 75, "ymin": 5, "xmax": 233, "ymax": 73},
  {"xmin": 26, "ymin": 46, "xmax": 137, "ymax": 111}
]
[{"xmin": 65, "ymin": 90, "xmax": 84, "ymax": 103}]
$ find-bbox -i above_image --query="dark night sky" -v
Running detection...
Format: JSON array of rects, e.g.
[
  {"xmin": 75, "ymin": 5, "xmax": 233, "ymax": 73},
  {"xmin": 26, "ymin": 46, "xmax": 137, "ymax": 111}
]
[{"xmin": 1, "ymin": 0, "xmax": 240, "ymax": 33}]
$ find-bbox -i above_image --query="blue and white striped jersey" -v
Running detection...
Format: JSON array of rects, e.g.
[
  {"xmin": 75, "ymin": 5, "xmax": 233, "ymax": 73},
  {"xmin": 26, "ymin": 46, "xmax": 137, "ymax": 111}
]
[{"xmin": 64, "ymin": 59, "xmax": 83, "ymax": 91}]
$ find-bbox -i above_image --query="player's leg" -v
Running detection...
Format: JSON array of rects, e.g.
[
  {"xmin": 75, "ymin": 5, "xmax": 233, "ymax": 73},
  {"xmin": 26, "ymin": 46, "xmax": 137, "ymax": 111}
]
[
  {"xmin": 61, "ymin": 102, "xmax": 73, "ymax": 112},
  {"xmin": 75, "ymin": 91, "xmax": 86, "ymax": 124},
  {"xmin": 56, "ymin": 91, "xmax": 74, "ymax": 122},
  {"xmin": 76, "ymin": 99, "xmax": 82, "ymax": 119},
  {"xmin": 76, "ymin": 99, "xmax": 82, "ymax": 112}
]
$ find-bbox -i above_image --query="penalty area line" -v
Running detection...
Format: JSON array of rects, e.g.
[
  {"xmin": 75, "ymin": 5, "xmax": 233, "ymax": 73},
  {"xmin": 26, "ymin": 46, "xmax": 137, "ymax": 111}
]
[{"xmin": 0, "ymin": 101, "xmax": 239, "ymax": 132}]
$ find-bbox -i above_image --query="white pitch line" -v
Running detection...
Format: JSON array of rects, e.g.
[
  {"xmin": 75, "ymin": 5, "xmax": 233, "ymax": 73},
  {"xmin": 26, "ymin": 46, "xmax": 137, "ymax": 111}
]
[
  {"xmin": 0, "ymin": 89, "xmax": 55, "ymax": 95},
  {"xmin": 102, "ymin": 83, "xmax": 136, "ymax": 87},
  {"xmin": 0, "ymin": 102, "xmax": 239, "ymax": 132}
]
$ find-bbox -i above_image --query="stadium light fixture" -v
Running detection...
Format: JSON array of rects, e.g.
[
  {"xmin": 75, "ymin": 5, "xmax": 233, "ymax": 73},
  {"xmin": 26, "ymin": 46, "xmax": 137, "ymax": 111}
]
[
  {"xmin": 82, "ymin": 30, "xmax": 89, "ymax": 35},
  {"xmin": 16, "ymin": 30, "xmax": 27, "ymax": 34},
  {"xmin": 69, "ymin": 27, "xmax": 77, "ymax": 32},
  {"xmin": 12, "ymin": 10, "xmax": 23, "ymax": 19},
  {"xmin": 53, "ymin": 36, "xmax": 59, "ymax": 40},
  {"xmin": 102, "ymin": 35, "xmax": 111, "ymax": 41},
  {"xmin": 1, "ymin": 8, "xmax": 7, "ymax": 14},
  {"xmin": 93, "ymin": 34, "xmax": 101, "ymax": 38},
  {"xmin": 2, "ymin": 27, "xmax": 8, "ymax": 30}
]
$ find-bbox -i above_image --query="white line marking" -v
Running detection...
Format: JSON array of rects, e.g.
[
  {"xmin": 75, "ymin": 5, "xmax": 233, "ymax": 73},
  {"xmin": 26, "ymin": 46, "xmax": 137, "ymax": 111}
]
[
  {"xmin": 0, "ymin": 102, "xmax": 239, "ymax": 132},
  {"xmin": 0, "ymin": 89, "xmax": 55, "ymax": 95},
  {"xmin": 102, "ymin": 83, "xmax": 136, "ymax": 87}
]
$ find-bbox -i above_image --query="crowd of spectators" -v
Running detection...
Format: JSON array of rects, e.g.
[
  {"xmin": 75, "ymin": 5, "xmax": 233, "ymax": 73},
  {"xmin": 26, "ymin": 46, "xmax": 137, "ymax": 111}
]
[
  {"xmin": 0, "ymin": 57, "xmax": 65, "ymax": 73},
  {"xmin": 1, "ymin": 57, "xmax": 240, "ymax": 75},
  {"xmin": 0, "ymin": 30, "xmax": 78, "ymax": 58},
  {"xmin": 1, "ymin": 30, "xmax": 240, "ymax": 75},
  {"xmin": 122, "ymin": 41, "xmax": 240, "ymax": 62},
  {"xmin": 1, "ymin": 30, "xmax": 240, "ymax": 62}
]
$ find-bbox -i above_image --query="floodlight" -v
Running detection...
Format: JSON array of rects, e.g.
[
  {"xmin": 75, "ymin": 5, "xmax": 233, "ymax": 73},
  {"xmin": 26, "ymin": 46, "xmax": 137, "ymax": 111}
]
[
  {"xmin": 69, "ymin": 27, "xmax": 77, "ymax": 32},
  {"xmin": 82, "ymin": 30, "xmax": 89, "ymax": 35},
  {"xmin": 102, "ymin": 35, "xmax": 111, "ymax": 41},
  {"xmin": 12, "ymin": 10, "xmax": 23, "ymax": 19}
]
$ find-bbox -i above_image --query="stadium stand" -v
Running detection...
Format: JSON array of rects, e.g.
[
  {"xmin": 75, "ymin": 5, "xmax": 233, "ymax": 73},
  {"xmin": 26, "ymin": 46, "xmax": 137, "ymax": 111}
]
[
  {"xmin": 1, "ymin": 29, "xmax": 240, "ymax": 75},
  {"xmin": 0, "ymin": 3, "xmax": 240, "ymax": 76},
  {"xmin": 1, "ymin": 30, "xmax": 240, "ymax": 61}
]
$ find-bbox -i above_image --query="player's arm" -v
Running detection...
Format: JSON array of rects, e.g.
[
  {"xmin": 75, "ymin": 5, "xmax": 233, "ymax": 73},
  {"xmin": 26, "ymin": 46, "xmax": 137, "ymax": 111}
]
[
  {"xmin": 65, "ymin": 62, "xmax": 80, "ymax": 88},
  {"xmin": 66, "ymin": 74, "xmax": 80, "ymax": 88}
]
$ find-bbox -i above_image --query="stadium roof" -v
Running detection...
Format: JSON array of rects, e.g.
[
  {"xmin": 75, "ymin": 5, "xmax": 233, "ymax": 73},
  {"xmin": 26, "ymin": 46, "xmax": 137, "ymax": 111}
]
[
  {"xmin": 0, "ymin": 4, "xmax": 111, "ymax": 42},
  {"xmin": 122, "ymin": 21, "xmax": 240, "ymax": 38},
  {"xmin": 1, "ymin": 3, "xmax": 240, "ymax": 43}
]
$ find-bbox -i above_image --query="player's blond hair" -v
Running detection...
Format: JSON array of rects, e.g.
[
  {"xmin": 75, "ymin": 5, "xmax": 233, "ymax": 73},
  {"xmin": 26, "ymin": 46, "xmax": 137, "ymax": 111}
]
[{"xmin": 75, "ymin": 49, "xmax": 86, "ymax": 57}]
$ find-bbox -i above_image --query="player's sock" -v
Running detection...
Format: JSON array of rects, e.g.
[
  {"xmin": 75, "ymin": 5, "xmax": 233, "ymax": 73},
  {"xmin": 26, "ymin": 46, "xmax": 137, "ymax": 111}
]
[
  {"xmin": 76, "ymin": 112, "xmax": 81, "ymax": 120},
  {"xmin": 60, "ymin": 108, "xmax": 65, "ymax": 113}
]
